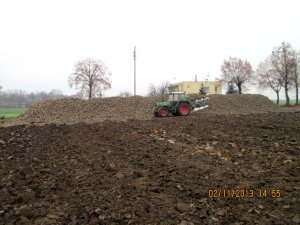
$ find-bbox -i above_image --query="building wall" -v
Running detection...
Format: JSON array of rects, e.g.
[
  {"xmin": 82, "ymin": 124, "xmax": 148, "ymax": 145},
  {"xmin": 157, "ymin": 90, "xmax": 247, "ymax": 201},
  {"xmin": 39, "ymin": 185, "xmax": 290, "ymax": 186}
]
[{"xmin": 169, "ymin": 81, "xmax": 222, "ymax": 94}]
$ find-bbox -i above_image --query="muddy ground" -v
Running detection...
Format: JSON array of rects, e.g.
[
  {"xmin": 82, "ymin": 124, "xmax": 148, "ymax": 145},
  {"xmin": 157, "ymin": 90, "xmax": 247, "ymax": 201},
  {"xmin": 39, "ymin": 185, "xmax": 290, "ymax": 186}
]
[{"xmin": 0, "ymin": 112, "xmax": 299, "ymax": 225}]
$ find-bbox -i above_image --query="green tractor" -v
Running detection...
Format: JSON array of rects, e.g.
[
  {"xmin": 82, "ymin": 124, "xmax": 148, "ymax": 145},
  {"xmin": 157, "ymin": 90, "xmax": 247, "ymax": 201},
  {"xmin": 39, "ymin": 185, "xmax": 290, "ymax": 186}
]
[{"xmin": 153, "ymin": 92, "xmax": 191, "ymax": 117}]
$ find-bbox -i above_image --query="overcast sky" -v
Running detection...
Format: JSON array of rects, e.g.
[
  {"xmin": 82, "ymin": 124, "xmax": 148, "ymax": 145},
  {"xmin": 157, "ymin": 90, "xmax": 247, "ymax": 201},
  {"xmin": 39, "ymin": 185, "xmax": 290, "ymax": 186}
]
[{"xmin": 0, "ymin": 0, "xmax": 299, "ymax": 98}]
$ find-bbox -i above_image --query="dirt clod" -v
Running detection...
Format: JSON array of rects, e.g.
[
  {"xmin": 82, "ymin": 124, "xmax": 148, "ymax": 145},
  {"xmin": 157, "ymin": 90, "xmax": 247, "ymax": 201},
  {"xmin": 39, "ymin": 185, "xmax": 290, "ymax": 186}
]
[{"xmin": 16, "ymin": 205, "xmax": 32, "ymax": 218}]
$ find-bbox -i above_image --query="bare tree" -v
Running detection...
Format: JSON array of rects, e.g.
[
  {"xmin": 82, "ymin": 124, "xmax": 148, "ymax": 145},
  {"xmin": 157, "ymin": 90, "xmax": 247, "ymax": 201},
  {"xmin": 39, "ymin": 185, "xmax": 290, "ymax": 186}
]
[
  {"xmin": 292, "ymin": 50, "xmax": 300, "ymax": 105},
  {"xmin": 70, "ymin": 91, "xmax": 85, "ymax": 99},
  {"xmin": 147, "ymin": 82, "xmax": 170, "ymax": 96},
  {"xmin": 68, "ymin": 58, "xmax": 111, "ymax": 99},
  {"xmin": 271, "ymin": 42, "xmax": 295, "ymax": 105},
  {"xmin": 157, "ymin": 81, "xmax": 170, "ymax": 95},
  {"xmin": 48, "ymin": 89, "xmax": 64, "ymax": 100},
  {"xmin": 221, "ymin": 57, "xmax": 254, "ymax": 94},
  {"xmin": 257, "ymin": 58, "xmax": 282, "ymax": 104},
  {"xmin": 119, "ymin": 90, "xmax": 132, "ymax": 97},
  {"xmin": 147, "ymin": 84, "xmax": 157, "ymax": 96}
]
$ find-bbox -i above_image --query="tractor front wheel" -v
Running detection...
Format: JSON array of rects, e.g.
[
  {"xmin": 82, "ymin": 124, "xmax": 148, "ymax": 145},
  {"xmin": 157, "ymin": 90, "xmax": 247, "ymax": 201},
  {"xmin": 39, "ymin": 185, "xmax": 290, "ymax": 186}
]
[
  {"xmin": 177, "ymin": 103, "xmax": 190, "ymax": 116},
  {"xmin": 158, "ymin": 107, "xmax": 169, "ymax": 117}
]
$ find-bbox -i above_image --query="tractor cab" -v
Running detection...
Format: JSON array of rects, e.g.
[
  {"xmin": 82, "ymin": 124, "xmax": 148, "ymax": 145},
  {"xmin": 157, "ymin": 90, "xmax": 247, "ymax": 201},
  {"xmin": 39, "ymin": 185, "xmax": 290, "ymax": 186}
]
[
  {"xmin": 167, "ymin": 92, "xmax": 187, "ymax": 102},
  {"xmin": 153, "ymin": 92, "xmax": 191, "ymax": 117}
]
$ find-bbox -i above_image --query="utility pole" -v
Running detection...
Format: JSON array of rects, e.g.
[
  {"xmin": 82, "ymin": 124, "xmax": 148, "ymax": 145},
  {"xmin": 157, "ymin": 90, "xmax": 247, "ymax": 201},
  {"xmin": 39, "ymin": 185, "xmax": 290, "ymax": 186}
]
[{"xmin": 133, "ymin": 46, "xmax": 136, "ymax": 96}]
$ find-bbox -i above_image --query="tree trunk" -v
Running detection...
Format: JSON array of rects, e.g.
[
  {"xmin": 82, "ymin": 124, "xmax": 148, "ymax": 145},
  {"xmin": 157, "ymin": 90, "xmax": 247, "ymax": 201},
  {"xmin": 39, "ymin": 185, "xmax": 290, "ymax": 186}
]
[
  {"xmin": 237, "ymin": 84, "xmax": 242, "ymax": 94},
  {"xmin": 284, "ymin": 85, "xmax": 290, "ymax": 105},
  {"xmin": 276, "ymin": 91, "xmax": 280, "ymax": 105},
  {"xmin": 295, "ymin": 68, "xmax": 299, "ymax": 105},
  {"xmin": 296, "ymin": 85, "xmax": 299, "ymax": 105},
  {"xmin": 89, "ymin": 85, "xmax": 92, "ymax": 99}
]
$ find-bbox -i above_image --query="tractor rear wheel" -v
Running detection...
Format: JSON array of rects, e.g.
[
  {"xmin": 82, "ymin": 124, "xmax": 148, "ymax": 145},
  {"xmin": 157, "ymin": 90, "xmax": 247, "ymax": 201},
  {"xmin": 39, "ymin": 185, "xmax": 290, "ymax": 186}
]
[
  {"xmin": 158, "ymin": 107, "xmax": 169, "ymax": 117},
  {"xmin": 177, "ymin": 102, "xmax": 190, "ymax": 116}
]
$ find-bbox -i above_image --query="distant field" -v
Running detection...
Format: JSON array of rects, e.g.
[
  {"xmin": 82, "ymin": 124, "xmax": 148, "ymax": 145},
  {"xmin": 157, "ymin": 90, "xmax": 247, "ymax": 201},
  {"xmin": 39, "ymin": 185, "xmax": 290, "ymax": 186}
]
[
  {"xmin": 0, "ymin": 108, "xmax": 28, "ymax": 119},
  {"xmin": 272, "ymin": 99, "xmax": 297, "ymax": 105}
]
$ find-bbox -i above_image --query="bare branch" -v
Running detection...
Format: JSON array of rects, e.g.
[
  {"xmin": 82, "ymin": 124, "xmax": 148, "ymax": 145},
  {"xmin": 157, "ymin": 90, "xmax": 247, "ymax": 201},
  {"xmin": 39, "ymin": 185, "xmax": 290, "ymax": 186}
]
[
  {"xmin": 256, "ymin": 57, "xmax": 282, "ymax": 104},
  {"xmin": 270, "ymin": 42, "xmax": 296, "ymax": 105},
  {"xmin": 220, "ymin": 57, "xmax": 254, "ymax": 94}
]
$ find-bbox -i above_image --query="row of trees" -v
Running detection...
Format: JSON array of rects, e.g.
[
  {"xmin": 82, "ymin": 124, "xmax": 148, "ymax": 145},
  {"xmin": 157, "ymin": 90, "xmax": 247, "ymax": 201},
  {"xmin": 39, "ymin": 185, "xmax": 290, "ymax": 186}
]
[
  {"xmin": 221, "ymin": 42, "xmax": 299, "ymax": 105},
  {"xmin": 0, "ymin": 89, "xmax": 65, "ymax": 106},
  {"xmin": 257, "ymin": 42, "xmax": 299, "ymax": 105}
]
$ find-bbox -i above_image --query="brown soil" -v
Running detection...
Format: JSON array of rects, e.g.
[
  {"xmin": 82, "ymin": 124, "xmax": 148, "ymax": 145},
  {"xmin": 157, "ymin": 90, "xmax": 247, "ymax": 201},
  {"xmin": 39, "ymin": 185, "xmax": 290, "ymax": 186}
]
[
  {"xmin": 14, "ymin": 94, "xmax": 291, "ymax": 125},
  {"xmin": 190, "ymin": 94, "xmax": 281, "ymax": 114},
  {"xmin": 14, "ymin": 96, "xmax": 162, "ymax": 125},
  {"xmin": 1, "ymin": 112, "xmax": 299, "ymax": 225}
]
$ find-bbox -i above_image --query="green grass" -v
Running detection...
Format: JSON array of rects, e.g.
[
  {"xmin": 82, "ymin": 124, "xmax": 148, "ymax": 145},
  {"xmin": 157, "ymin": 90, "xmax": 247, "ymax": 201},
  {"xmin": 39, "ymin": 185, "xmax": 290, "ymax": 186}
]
[{"xmin": 0, "ymin": 108, "xmax": 28, "ymax": 119}]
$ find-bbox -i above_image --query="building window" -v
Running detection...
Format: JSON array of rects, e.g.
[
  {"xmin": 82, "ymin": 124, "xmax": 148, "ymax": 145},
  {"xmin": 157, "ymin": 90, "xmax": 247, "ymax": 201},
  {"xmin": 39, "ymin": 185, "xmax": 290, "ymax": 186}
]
[{"xmin": 215, "ymin": 86, "xmax": 218, "ymax": 92}]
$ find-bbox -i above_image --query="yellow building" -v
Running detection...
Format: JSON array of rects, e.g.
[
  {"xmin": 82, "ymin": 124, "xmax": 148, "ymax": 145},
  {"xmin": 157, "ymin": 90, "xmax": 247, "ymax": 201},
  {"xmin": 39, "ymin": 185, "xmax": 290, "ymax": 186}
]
[{"xmin": 168, "ymin": 81, "xmax": 222, "ymax": 95}]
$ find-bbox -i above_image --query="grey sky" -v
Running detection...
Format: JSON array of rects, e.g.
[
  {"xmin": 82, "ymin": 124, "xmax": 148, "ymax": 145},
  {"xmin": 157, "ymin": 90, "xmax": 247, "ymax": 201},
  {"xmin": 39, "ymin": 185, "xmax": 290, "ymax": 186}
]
[{"xmin": 0, "ymin": 0, "xmax": 299, "ymax": 97}]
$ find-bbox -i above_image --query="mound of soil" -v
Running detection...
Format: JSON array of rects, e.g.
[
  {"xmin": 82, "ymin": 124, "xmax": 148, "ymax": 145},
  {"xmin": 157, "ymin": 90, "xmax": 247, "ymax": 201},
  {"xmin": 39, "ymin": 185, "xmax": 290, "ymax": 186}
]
[
  {"xmin": 16, "ymin": 96, "xmax": 162, "ymax": 124},
  {"xmin": 1, "ymin": 112, "xmax": 299, "ymax": 224},
  {"xmin": 15, "ymin": 94, "xmax": 281, "ymax": 125},
  {"xmin": 189, "ymin": 94, "xmax": 280, "ymax": 115}
]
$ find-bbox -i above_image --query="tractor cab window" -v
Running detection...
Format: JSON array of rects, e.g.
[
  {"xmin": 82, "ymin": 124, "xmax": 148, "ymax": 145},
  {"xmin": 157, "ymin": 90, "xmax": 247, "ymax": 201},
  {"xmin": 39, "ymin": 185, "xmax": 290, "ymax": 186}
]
[
  {"xmin": 178, "ymin": 94, "xmax": 185, "ymax": 100},
  {"xmin": 168, "ymin": 94, "xmax": 177, "ymax": 101},
  {"xmin": 168, "ymin": 93, "xmax": 185, "ymax": 101}
]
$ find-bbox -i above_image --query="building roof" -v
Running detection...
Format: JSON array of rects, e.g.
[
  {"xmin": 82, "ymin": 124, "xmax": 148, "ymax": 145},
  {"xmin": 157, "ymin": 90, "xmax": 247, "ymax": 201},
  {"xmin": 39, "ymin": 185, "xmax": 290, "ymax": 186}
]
[
  {"xmin": 168, "ymin": 92, "xmax": 185, "ymax": 94},
  {"xmin": 169, "ymin": 80, "xmax": 222, "ymax": 86}
]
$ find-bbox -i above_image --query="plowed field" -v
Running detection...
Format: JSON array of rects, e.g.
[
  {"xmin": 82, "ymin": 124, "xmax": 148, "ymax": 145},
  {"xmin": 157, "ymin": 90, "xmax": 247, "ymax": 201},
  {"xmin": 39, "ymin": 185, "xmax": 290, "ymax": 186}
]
[{"xmin": 1, "ymin": 111, "xmax": 299, "ymax": 225}]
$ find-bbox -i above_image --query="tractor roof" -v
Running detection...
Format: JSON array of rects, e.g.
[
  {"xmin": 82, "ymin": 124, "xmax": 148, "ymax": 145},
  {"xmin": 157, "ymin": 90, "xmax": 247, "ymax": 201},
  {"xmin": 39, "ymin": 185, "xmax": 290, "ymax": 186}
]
[{"xmin": 169, "ymin": 92, "xmax": 185, "ymax": 94}]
